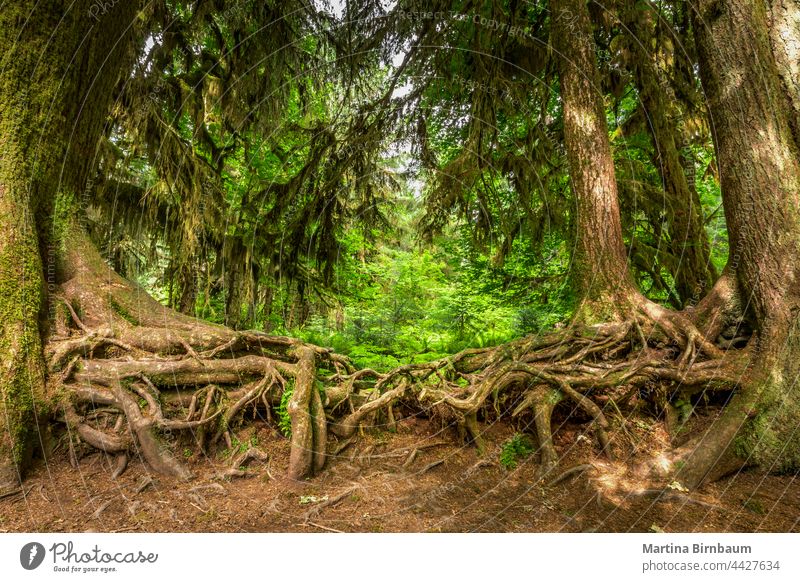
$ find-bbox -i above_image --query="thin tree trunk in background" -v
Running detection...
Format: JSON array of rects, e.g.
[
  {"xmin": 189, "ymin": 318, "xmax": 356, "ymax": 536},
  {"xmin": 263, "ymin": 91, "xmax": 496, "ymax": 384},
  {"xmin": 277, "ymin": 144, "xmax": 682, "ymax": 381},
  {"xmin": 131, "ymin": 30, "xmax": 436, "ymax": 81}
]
[
  {"xmin": 623, "ymin": 3, "xmax": 717, "ymax": 306},
  {"xmin": 262, "ymin": 285, "xmax": 274, "ymax": 332},
  {"xmin": 177, "ymin": 262, "xmax": 198, "ymax": 316}
]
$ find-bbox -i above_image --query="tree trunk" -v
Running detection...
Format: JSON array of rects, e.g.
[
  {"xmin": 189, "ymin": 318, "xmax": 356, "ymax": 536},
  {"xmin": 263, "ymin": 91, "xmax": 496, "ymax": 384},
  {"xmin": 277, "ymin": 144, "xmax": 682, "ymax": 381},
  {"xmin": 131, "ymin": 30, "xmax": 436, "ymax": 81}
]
[
  {"xmin": 551, "ymin": 0, "xmax": 639, "ymax": 321},
  {"xmin": 0, "ymin": 0, "xmax": 140, "ymax": 491},
  {"xmin": 177, "ymin": 262, "xmax": 198, "ymax": 316},
  {"xmin": 678, "ymin": 0, "xmax": 800, "ymax": 487},
  {"xmin": 223, "ymin": 242, "xmax": 245, "ymax": 330}
]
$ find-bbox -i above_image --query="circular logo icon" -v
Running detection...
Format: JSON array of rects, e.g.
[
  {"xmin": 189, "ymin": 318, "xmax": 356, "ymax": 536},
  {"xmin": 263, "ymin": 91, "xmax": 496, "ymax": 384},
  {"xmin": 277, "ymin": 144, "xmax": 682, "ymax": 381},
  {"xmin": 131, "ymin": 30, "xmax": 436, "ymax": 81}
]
[{"xmin": 20, "ymin": 542, "xmax": 46, "ymax": 570}]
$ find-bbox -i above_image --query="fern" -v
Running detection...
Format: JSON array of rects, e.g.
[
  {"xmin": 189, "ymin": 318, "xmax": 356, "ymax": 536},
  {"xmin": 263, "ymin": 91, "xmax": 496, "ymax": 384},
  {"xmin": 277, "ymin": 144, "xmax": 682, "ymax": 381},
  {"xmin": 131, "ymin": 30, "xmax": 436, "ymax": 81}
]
[{"xmin": 499, "ymin": 433, "xmax": 535, "ymax": 469}]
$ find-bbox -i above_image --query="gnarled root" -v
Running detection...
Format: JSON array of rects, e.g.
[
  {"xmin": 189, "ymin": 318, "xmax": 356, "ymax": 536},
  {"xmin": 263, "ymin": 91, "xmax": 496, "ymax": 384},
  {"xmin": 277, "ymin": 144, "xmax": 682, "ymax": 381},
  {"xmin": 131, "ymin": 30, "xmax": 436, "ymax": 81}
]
[
  {"xmin": 322, "ymin": 306, "xmax": 749, "ymax": 483},
  {"xmin": 49, "ymin": 257, "xmax": 750, "ymax": 488},
  {"xmin": 513, "ymin": 385, "xmax": 562, "ymax": 479},
  {"xmin": 663, "ymin": 387, "xmax": 757, "ymax": 489},
  {"xmin": 287, "ymin": 346, "xmax": 318, "ymax": 480}
]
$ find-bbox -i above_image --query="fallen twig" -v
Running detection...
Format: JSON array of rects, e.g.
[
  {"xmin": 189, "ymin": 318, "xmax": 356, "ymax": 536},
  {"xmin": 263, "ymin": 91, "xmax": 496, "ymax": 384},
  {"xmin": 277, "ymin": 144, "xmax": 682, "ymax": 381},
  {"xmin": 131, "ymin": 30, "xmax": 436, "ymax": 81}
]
[
  {"xmin": 306, "ymin": 521, "xmax": 344, "ymax": 533},
  {"xmin": 303, "ymin": 485, "xmax": 360, "ymax": 522},
  {"xmin": 418, "ymin": 459, "xmax": 445, "ymax": 474},
  {"xmin": 546, "ymin": 464, "xmax": 595, "ymax": 487}
]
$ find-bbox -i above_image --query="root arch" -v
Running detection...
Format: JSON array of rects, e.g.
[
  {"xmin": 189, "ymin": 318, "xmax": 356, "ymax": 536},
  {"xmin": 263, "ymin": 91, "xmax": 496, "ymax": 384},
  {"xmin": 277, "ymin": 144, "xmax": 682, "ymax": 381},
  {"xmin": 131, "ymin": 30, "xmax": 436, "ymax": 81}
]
[{"xmin": 48, "ymin": 230, "xmax": 752, "ymax": 486}]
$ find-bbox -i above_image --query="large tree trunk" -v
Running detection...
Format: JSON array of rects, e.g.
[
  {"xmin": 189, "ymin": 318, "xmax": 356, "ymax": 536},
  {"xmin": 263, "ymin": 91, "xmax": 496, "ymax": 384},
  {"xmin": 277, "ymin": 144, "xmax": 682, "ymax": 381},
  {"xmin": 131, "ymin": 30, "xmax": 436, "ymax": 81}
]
[
  {"xmin": 551, "ymin": 0, "xmax": 637, "ymax": 322},
  {"xmin": 677, "ymin": 0, "xmax": 800, "ymax": 487},
  {"xmin": 0, "ymin": 0, "xmax": 140, "ymax": 492},
  {"xmin": 53, "ymin": 225, "xmax": 343, "ymax": 481},
  {"xmin": 548, "ymin": 0, "xmax": 723, "ymax": 377},
  {"xmin": 0, "ymin": 175, "xmax": 46, "ymax": 492}
]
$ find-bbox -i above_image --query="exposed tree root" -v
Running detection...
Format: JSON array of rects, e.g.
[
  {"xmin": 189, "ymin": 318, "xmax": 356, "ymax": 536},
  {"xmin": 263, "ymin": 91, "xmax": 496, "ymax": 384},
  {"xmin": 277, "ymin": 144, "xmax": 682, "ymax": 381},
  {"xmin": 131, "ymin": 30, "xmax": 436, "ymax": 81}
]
[
  {"xmin": 51, "ymin": 309, "xmax": 746, "ymax": 486},
  {"xmin": 48, "ymin": 236, "xmax": 752, "ymax": 489},
  {"xmin": 632, "ymin": 488, "xmax": 724, "ymax": 510},
  {"xmin": 219, "ymin": 448, "xmax": 270, "ymax": 479},
  {"xmin": 546, "ymin": 464, "xmax": 596, "ymax": 487},
  {"xmin": 287, "ymin": 346, "xmax": 320, "ymax": 480}
]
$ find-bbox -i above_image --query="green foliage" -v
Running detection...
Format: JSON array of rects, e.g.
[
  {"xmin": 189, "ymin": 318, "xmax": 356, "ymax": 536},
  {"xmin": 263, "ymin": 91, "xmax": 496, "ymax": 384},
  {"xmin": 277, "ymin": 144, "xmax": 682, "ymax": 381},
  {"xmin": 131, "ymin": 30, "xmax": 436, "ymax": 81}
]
[
  {"xmin": 220, "ymin": 434, "xmax": 259, "ymax": 460},
  {"xmin": 101, "ymin": 0, "xmax": 723, "ymax": 377},
  {"xmin": 673, "ymin": 397, "xmax": 693, "ymax": 424},
  {"xmin": 277, "ymin": 384, "xmax": 294, "ymax": 437},
  {"xmin": 694, "ymin": 145, "xmax": 729, "ymax": 274},
  {"xmin": 499, "ymin": 433, "xmax": 536, "ymax": 469},
  {"xmin": 279, "ymin": 194, "xmax": 574, "ymax": 371}
]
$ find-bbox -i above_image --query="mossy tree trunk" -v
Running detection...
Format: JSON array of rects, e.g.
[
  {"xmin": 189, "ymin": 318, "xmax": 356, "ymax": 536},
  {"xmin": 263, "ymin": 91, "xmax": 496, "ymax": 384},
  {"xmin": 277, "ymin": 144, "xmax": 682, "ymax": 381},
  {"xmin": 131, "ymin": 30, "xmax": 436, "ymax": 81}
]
[
  {"xmin": 0, "ymin": 173, "xmax": 46, "ymax": 491},
  {"xmin": 0, "ymin": 0, "xmax": 140, "ymax": 492},
  {"xmin": 677, "ymin": 0, "xmax": 800, "ymax": 487},
  {"xmin": 176, "ymin": 262, "xmax": 198, "ymax": 316}
]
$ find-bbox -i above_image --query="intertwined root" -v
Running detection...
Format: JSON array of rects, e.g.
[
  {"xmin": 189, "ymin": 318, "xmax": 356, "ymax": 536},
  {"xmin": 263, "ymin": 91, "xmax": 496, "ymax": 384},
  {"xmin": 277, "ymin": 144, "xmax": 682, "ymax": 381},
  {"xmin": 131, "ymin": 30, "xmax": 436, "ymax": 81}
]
[{"xmin": 49, "ymin": 291, "xmax": 746, "ymax": 485}]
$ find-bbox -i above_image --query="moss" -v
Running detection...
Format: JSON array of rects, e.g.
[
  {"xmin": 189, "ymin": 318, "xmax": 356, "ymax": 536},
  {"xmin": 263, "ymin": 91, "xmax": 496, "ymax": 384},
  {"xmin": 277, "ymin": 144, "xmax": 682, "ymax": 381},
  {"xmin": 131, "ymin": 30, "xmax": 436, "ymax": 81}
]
[
  {"xmin": 0, "ymin": 192, "xmax": 48, "ymax": 476},
  {"xmin": 2, "ymin": 382, "xmax": 34, "ymax": 466},
  {"xmin": 571, "ymin": 293, "xmax": 631, "ymax": 327},
  {"xmin": 742, "ymin": 499, "xmax": 766, "ymax": 515},
  {"xmin": 55, "ymin": 300, "xmax": 72, "ymax": 329},
  {"xmin": 53, "ymin": 189, "xmax": 78, "ymax": 241},
  {"xmin": 108, "ymin": 297, "xmax": 140, "ymax": 326},
  {"xmin": 0, "ymin": 348, "xmax": 46, "ymax": 470},
  {"xmin": 733, "ymin": 371, "xmax": 800, "ymax": 475},
  {"xmin": 546, "ymin": 388, "xmax": 563, "ymax": 405}
]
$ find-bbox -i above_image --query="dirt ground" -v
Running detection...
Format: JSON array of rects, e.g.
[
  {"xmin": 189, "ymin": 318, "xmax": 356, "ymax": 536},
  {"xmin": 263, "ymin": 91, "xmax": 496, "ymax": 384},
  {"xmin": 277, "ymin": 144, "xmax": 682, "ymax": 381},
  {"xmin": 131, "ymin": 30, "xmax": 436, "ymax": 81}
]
[{"xmin": 2, "ymin": 414, "xmax": 799, "ymax": 533}]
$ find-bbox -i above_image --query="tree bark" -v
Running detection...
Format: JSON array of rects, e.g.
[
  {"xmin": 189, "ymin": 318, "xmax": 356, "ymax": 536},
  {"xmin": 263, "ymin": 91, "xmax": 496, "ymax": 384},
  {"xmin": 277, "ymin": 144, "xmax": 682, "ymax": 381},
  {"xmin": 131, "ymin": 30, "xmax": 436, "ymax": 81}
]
[
  {"xmin": 0, "ymin": 0, "xmax": 140, "ymax": 491},
  {"xmin": 678, "ymin": 0, "xmax": 800, "ymax": 487},
  {"xmin": 176, "ymin": 262, "xmax": 198, "ymax": 316},
  {"xmin": 551, "ymin": 0, "xmax": 640, "ymax": 321},
  {"xmin": 767, "ymin": 0, "xmax": 800, "ymax": 150}
]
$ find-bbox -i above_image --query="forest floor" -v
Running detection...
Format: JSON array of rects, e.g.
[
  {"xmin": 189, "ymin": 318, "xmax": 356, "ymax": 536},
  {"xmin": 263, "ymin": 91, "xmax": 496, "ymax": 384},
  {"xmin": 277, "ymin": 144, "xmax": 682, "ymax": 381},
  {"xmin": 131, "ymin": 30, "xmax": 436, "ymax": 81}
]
[{"xmin": 2, "ymin": 411, "xmax": 799, "ymax": 533}]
